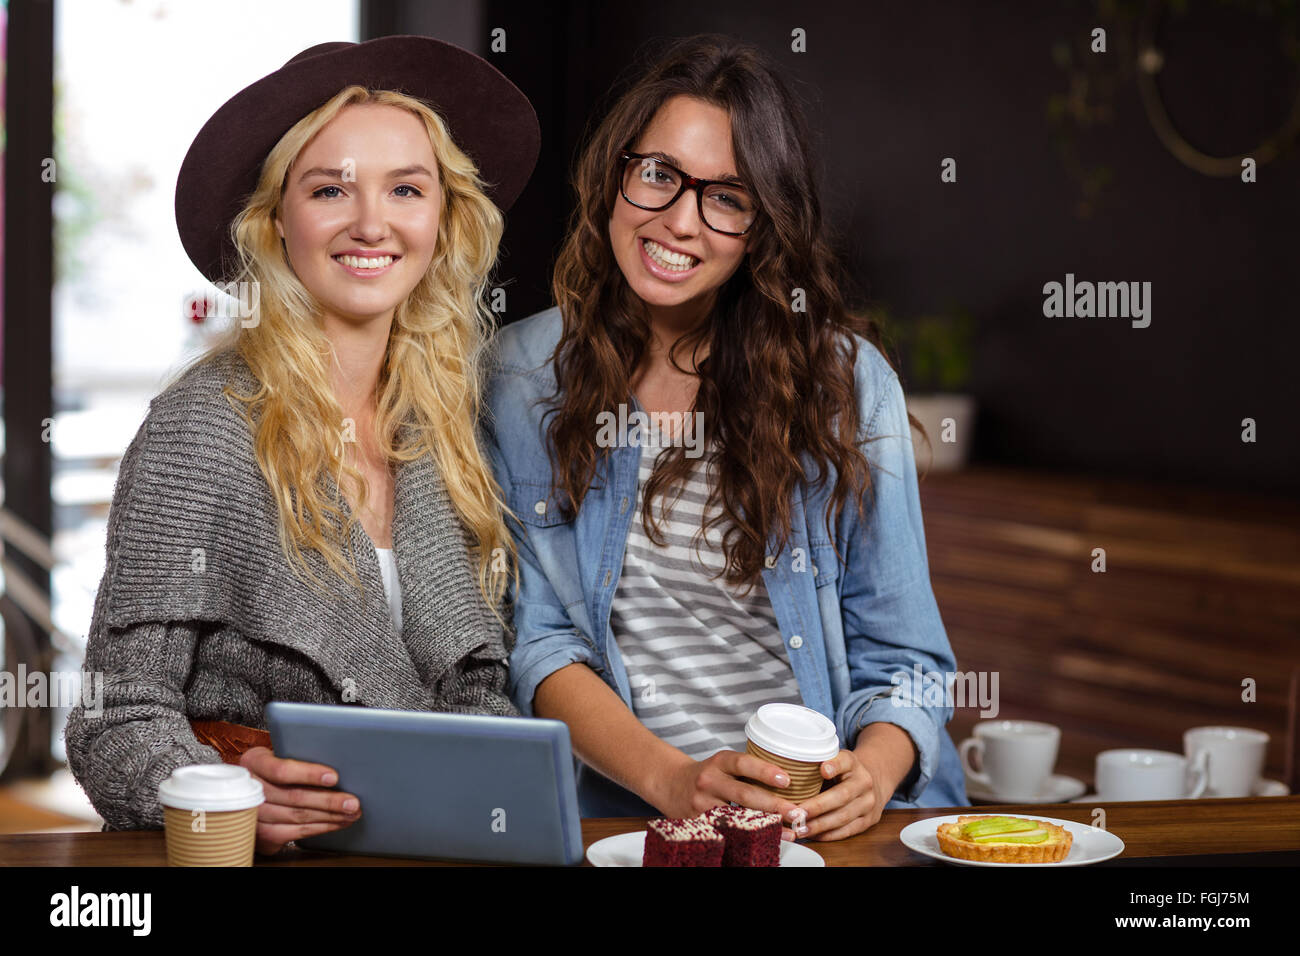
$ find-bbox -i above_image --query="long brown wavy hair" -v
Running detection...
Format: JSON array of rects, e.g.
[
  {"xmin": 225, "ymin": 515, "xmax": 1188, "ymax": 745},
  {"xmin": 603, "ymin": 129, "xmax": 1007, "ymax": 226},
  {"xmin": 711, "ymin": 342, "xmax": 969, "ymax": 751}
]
[{"xmin": 548, "ymin": 35, "xmax": 916, "ymax": 591}]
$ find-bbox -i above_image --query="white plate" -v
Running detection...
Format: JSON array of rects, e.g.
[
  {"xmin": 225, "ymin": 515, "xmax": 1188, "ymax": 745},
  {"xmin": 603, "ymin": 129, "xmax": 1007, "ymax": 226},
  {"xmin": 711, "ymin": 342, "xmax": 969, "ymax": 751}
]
[
  {"xmin": 899, "ymin": 813, "xmax": 1124, "ymax": 867},
  {"xmin": 1254, "ymin": 779, "xmax": 1291, "ymax": 797},
  {"xmin": 964, "ymin": 773, "xmax": 1087, "ymax": 804},
  {"xmin": 1070, "ymin": 778, "xmax": 1290, "ymax": 803},
  {"xmin": 586, "ymin": 830, "xmax": 824, "ymax": 867}
]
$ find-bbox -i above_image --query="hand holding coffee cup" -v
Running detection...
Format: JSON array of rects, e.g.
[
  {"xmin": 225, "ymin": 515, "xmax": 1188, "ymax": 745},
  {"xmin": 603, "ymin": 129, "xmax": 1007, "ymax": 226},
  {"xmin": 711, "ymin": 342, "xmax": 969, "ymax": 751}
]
[
  {"xmin": 1184, "ymin": 726, "xmax": 1269, "ymax": 798},
  {"xmin": 1094, "ymin": 749, "xmax": 1207, "ymax": 801},
  {"xmin": 743, "ymin": 703, "xmax": 842, "ymax": 802},
  {"xmin": 958, "ymin": 720, "xmax": 1060, "ymax": 802},
  {"xmin": 654, "ymin": 748, "xmax": 803, "ymax": 835}
]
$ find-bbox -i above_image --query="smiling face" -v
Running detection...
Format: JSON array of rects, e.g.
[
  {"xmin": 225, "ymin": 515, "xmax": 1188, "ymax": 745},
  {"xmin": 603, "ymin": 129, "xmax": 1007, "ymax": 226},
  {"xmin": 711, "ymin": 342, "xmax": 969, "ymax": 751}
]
[
  {"xmin": 275, "ymin": 102, "xmax": 441, "ymax": 331},
  {"xmin": 609, "ymin": 95, "xmax": 750, "ymax": 329}
]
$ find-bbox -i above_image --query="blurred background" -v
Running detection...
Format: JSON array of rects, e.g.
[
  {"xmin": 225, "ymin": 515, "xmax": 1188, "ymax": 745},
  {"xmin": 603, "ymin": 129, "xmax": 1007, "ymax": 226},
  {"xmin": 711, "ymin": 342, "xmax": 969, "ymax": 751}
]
[{"xmin": 1, "ymin": 0, "xmax": 1297, "ymax": 831}]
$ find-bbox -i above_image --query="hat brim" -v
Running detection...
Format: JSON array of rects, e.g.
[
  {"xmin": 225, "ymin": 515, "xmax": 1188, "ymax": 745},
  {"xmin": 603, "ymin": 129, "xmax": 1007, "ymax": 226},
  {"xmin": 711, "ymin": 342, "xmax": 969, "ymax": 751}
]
[{"xmin": 175, "ymin": 35, "xmax": 539, "ymax": 284}]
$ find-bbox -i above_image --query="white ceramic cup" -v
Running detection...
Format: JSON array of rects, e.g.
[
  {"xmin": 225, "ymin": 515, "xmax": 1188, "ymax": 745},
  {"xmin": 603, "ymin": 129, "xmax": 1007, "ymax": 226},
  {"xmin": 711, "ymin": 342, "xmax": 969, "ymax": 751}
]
[
  {"xmin": 958, "ymin": 720, "xmax": 1060, "ymax": 801},
  {"xmin": 1183, "ymin": 726, "xmax": 1269, "ymax": 798},
  {"xmin": 1095, "ymin": 749, "xmax": 1207, "ymax": 801}
]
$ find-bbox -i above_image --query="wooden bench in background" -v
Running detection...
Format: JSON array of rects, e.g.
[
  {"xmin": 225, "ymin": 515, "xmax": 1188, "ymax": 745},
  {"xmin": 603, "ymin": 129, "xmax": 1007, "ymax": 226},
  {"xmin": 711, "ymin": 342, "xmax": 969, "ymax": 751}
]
[{"xmin": 915, "ymin": 465, "xmax": 1300, "ymax": 794}]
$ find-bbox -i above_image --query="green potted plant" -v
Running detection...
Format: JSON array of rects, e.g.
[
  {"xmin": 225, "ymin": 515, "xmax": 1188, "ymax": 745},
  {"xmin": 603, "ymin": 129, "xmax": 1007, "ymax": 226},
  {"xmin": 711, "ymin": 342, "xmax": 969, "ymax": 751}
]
[{"xmin": 871, "ymin": 305, "xmax": 977, "ymax": 472}]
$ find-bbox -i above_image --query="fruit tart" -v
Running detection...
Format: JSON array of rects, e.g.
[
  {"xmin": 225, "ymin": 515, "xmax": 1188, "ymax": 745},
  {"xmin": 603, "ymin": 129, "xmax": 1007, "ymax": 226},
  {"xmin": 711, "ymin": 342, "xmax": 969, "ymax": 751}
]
[{"xmin": 936, "ymin": 815, "xmax": 1073, "ymax": 863}]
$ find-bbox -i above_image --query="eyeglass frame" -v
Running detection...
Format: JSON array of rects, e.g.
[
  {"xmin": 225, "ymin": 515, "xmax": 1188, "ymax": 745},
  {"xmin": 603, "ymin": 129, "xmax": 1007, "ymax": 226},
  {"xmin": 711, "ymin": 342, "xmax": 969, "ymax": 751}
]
[{"xmin": 616, "ymin": 150, "xmax": 758, "ymax": 237}]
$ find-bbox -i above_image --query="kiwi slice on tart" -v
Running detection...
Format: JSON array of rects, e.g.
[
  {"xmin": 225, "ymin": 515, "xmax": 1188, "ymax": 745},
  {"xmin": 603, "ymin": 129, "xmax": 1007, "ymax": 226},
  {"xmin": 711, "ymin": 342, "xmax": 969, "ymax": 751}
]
[{"xmin": 936, "ymin": 815, "xmax": 1073, "ymax": 863}]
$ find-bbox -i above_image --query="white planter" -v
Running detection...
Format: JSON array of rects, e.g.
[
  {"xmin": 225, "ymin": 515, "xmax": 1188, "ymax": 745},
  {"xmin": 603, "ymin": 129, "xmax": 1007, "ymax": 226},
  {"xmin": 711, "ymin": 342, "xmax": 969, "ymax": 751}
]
[{"xmin": 905, "ymin": 393, "xmax": 977, "ymax": 472}]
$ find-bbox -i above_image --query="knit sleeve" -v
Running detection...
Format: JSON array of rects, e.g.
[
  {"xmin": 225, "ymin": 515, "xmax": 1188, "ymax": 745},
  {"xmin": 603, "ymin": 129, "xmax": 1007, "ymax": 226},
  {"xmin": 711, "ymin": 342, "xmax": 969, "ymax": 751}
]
[
  {"xmin": 436, "ymin": 654, "xmax": 519, "ymax": 717},
  {"xmin": 63, "ymin": 412, "xmax": 223, "ymax": 830},
  {"xmin": 434, "ymin": 599, "xmax": 520, "ymax": 717},
  {"xmin": 63, "ymin": 618, "xmax": 223, "ymax": 830}
]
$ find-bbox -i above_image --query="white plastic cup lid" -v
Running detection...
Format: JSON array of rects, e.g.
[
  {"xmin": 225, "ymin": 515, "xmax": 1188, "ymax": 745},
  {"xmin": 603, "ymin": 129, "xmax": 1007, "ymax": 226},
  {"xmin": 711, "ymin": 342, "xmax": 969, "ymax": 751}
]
[
  {"xmin": 157, "ymin": 764, "xmax": 265, "ymax": 812},
  {"xmin": 744, "ymin": 703, "xmax": 841, "ymax": 762}
]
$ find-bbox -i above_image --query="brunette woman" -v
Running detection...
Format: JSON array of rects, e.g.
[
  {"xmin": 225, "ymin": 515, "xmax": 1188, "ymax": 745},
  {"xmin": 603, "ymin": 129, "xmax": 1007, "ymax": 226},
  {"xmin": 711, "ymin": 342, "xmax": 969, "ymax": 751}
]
[{"xmin": 486, "ymin": 35, "xmax": 967, "ymax": 841}]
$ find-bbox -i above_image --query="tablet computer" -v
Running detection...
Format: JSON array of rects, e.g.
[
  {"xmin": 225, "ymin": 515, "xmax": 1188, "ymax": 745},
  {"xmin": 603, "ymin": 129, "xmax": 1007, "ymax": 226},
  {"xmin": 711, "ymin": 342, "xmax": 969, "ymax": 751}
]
[{"xmin": 265, "ymin": 701, "xmax": 584, "ymax": 865}]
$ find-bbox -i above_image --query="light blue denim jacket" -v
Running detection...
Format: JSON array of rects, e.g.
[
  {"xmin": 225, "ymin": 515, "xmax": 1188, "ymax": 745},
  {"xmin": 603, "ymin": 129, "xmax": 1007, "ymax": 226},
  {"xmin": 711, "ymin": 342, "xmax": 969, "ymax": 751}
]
[{"xmin": 484, "ymin": 307, "xmax": 969, "ymax": 816}]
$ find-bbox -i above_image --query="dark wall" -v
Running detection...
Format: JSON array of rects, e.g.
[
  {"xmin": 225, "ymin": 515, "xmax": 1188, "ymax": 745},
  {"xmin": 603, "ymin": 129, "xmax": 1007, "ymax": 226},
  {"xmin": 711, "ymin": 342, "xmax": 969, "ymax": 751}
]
[{"xmin": 384, "ymin": 0, "xmax": 1300, "ymax": 494}]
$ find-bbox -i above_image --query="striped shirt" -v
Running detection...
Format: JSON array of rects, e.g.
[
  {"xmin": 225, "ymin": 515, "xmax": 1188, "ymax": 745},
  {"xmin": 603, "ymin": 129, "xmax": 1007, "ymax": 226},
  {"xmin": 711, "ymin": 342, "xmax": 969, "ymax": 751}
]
[{"xmin": 610, "ymin": 436, "xmax": 803, "ymax": 760}]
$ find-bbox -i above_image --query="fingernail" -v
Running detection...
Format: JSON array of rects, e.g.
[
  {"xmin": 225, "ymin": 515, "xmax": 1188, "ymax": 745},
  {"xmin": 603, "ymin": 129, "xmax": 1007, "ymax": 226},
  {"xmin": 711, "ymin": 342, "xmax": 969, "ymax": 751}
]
[
  {"xmin": 775, "ymin": 772, "xmax": 789, "ymax": 786},
  {"xmin": 343, "ymin": 798, "xmax": 358, "ymax": 812},
  {"xmin": 824, "ymin": 762, "xmax": 835, "ymax": 775},
  {"xmin": 796, "ymin": 825, "xmax": 809, "ymax": 836},
  {"xmin": 321, "ymin": 772, "xmax": 337, "ymax": 785}
]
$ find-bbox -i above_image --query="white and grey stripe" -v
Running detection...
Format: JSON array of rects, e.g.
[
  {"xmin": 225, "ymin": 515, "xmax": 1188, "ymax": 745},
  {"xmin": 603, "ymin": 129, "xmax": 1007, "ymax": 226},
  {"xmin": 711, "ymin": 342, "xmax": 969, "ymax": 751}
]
[{"xmin": 611, "ymin": 438, "xmax": 802, "ymax": 760}]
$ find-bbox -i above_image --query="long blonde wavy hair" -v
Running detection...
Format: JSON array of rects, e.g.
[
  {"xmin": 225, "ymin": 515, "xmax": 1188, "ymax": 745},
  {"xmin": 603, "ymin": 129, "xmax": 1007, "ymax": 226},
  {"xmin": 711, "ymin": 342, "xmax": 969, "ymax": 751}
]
[{"xmin": 187, "ymin": 85, "xmax": 515, "ymax": 619}]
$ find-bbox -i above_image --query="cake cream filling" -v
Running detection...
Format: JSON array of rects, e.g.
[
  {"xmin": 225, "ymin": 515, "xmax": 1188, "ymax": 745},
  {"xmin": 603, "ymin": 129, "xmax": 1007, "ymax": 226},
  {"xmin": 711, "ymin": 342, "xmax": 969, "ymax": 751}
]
[
  {"xmin": 649, "ymin": 818, "xmax": 722, "ymax": 841},
  {"xmin": 707, "ymin": 807, "xmax": 782, "ymax": 831}
]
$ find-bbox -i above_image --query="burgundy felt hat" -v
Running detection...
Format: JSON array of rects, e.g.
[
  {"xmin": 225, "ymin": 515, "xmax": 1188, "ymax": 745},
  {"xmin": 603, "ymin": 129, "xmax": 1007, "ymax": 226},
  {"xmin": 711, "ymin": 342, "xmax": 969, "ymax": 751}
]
[{"xmin": 175, "ymin": 35, "xmax": 539, "ymax": 284}]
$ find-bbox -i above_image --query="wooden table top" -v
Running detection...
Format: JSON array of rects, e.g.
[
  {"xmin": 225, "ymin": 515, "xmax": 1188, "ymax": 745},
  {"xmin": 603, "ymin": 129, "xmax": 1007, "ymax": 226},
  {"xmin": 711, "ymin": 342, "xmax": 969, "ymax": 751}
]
[{"xmin": 2, "ymin": 796, "xmax": 1296, "ymax": 866}]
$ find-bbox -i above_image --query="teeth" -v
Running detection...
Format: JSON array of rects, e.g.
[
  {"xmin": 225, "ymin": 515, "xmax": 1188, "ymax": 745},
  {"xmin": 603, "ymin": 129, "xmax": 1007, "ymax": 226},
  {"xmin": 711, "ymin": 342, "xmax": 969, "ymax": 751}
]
[
  {"xmin": 335, "ymin": 255, "xmax": 394, "ymax": 269},
  {"xmin": 643, "ymin": 239, "xmax": 697, "ymax": 272}
]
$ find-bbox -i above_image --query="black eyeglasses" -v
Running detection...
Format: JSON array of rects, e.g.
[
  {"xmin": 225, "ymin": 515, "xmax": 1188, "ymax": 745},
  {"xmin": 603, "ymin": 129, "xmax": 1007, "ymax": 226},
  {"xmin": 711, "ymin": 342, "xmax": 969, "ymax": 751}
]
[{"xmin": 617, "ymin": 150, "xmax": 758, "ymax": 237}]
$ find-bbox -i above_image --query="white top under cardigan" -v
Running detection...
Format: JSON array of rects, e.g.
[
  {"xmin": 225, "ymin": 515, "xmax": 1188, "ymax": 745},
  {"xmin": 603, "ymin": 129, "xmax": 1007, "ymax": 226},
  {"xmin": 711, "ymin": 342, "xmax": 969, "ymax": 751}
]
[{"xmin": 374, "ymin": 546, "xmax": 404, "ymax": 634}]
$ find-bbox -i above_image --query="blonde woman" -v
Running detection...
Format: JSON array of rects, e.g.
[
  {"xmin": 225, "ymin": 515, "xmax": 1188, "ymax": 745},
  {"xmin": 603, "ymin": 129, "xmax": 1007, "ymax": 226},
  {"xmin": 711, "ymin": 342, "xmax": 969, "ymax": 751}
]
[{"xmin": 65, "ymin": 37, "xmax": 539, "ymax": 855}]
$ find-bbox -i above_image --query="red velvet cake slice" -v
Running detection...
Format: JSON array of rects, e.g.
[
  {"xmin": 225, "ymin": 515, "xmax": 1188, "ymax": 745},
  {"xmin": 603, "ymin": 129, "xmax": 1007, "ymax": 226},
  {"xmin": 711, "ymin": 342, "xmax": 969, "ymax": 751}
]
[
  {"xmin": 703, "ymin": 805, "xmax": 783, "ymax": 867},
  {"xmin": 642, "ymin": 817, "xmax": 725, "ymax": 866}
]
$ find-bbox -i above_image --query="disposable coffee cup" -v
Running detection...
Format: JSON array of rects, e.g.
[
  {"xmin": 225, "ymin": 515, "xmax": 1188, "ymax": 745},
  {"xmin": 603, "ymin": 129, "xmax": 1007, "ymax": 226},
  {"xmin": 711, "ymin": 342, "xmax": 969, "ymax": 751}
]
[
  {"xmin": 744, "ymin": 703, "xmax": 841, "ymax": 802},
  {"xmin": 158, "ymin": 764, "xmax": 264, "ymax": 866}
]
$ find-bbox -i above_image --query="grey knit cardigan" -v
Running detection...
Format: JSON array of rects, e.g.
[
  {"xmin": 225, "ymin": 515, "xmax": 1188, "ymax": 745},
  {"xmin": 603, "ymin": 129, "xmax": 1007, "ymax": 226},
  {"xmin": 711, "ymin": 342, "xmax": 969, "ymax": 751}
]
[{"xmin": 64, "ymin": 349, "xmax": 518, "ymax": 830}]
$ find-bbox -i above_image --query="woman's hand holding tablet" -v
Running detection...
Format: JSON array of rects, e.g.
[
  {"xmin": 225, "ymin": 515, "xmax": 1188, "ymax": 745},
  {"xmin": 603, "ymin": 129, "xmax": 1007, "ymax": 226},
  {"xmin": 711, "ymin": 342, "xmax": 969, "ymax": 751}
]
[{"xmin": 238, "ymin": 746, "xmax": 362, "ymax": 856}]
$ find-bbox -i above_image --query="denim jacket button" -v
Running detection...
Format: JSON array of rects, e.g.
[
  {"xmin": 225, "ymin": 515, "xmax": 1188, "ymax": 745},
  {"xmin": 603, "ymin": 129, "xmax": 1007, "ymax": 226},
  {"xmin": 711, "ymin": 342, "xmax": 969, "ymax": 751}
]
[
  {"xmin": 534, "ymin": 500, "xmax": 547, "ymax": 515},
  {"xmin": 789, "ymin": 635, "xmax": 803, "ymax": 649},
  {"xmin": 764, "ymin": 554, "xmax": 777, "ymax": 569}
]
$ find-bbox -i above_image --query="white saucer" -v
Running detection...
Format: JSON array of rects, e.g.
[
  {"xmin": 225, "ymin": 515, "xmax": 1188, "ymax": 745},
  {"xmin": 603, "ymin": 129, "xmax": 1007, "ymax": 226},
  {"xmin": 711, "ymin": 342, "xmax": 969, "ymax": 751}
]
[
  {"xmin": 586, "ymin": 830, "xmax": 824, "ymax": 867},
  {"xmin": 964, "ymin": 774, "xmax": 1087, "ymax": 804},
  {"xmin": 899, "ymin": 813, "xmax": 1124, "ymax": 867},
  {"xmin": 1069, "ymin": 778, "xmax": 1290, "ymax": 803},
  {"xmin": 1254, "ymin": 779, "xmax": 1291, "ymax": 797}
]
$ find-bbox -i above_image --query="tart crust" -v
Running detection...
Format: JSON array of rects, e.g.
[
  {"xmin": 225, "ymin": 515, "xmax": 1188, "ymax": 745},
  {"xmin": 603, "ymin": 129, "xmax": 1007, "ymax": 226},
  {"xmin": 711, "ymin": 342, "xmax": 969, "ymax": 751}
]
[{"xmin": 936, "ymin": 815, "xmax": 1074, "ymax": 864}]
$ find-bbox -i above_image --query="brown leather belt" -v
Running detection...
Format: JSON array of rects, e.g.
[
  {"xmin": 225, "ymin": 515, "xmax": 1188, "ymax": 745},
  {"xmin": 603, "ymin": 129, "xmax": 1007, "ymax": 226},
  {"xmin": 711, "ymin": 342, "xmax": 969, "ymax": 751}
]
[{"xmin": 191, "ymin": 719, "xmax": 272, "ymax": 765}]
